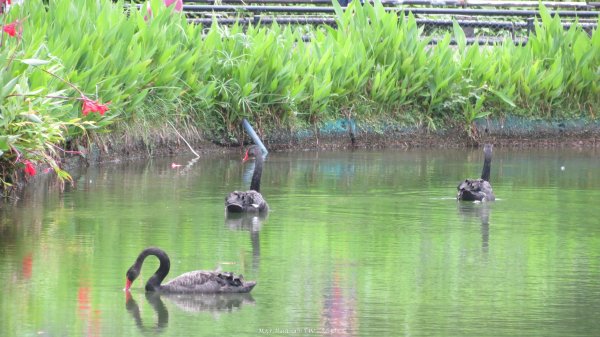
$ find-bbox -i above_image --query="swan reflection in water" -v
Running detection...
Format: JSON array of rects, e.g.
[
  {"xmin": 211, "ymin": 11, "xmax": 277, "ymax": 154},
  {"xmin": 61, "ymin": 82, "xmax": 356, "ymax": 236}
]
[
  {"xmin": 225, "ymin": 212, "xmax": 267, "ymax": 272},
  {"xmin": 126, "ymin": 291, "xmax": 255, "ymax": 333},
  {"xmin": 126, "ymin": 292, "xmax": 169, "ymax": 334},
  {"xmin": 457, "ymin": 202, "xmax": 491, "ymax": 253},
  {"xmin": 225, "ymin": 211, "xmax": 267, "ymax": 232}
]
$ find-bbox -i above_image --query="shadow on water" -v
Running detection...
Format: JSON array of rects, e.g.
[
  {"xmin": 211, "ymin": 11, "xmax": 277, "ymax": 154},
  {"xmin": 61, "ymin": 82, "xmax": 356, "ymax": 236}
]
[
  {"xmin": 457, "ymin": 202, "xmax": 492, "ymax": 254},
  {"xmin": 126, "ymin": 291, "xmax": 255, "ymax": 334},
  {"xmin": 225, "ymin": 212, "xmax": 267, "ymax": 273}
]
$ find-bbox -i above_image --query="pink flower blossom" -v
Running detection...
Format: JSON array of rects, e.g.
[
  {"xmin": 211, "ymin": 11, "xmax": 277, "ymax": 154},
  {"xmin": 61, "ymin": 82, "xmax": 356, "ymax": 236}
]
[
  {"xmin": 164, "ymin": 0, "xmax": 183, "ymax": 12},
  {"xmin": 144, "ymin": 1, "xmax": 153, "ymax": 21},
  {"xmin": 0, "ymin": 0, "xmax": 12, "ymax": 15},
  {"xmin": 145, "ymin": 0, "xmax": 182, "ymax": 21}
]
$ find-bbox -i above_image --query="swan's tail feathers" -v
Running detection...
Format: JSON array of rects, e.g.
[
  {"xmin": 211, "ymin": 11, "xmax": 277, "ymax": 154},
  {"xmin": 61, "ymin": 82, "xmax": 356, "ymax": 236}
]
[
  {"xmin": 480, "ymin": 144, "xmax": 493, "ymax": 182},
  {"xmin": 226, "ymin": 203, "xmax": 244, "ymax": 213},
  {"xmin": 457, "ymin": 188, "xmax": 478, "ymax": 201},
  {"xmin": 225, "ymin": 190, "xmax": 268, "ymax": 213},
  {"xmin": 241, "ymin": 281, "xmax": 257, "ymax": 293},
  {"xmin": 218, "ymin": 272, "xmax": 257, "ymax": 293},
  {"xmin": 457, "ymin": 180, "xmax": 477, "ymax": 201},
  {"xmin": 225, "ymin": 191, "xmax": 245, "ymax": 213},
  {"xmin": 457, "ymin": 178, "xmax": 495, "ymax": 202}
]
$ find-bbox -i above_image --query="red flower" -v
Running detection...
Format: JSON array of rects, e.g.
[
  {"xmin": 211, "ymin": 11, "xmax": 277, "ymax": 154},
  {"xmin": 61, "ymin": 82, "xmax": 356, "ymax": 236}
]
[
  {"xmin": 81, "ymin": 97, "xmax": 110, "ymax": 116},
  {"xmin": 23, "ymin": 160, "xmax": 36, "ymax": 176},
  {"xmin": 2, "ymin": 19, "xmax": 21, "ymax": 38},
  {"xmin": 3, "ymin": 22, "xmax": 17, "ymax": 37}
]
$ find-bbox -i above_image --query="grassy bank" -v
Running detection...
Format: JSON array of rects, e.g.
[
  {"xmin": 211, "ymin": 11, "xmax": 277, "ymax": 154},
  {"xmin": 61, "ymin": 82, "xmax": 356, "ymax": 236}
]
[{"xmin": 0, "ymin": 0, "xmax": 598, "ymax": 194}]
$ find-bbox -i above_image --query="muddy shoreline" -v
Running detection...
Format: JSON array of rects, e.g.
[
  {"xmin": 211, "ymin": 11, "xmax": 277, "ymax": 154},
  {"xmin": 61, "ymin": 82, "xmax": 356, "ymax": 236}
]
[
  {"xmin": 74, "ymin": 122, "xmax": 600, "ymax": 169},
  {"xmin": 2, "ymin": 119, "xmax": 599, "ymax": 203},
  {"xmin": 81, "ymin": 119, "xmax": 600, "ymax": 167}
]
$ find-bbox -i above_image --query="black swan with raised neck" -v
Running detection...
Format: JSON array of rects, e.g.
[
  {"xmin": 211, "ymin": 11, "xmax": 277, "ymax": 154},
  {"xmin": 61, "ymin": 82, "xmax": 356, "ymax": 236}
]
[
  {"xmin": 225, "ymin": 145, "xmax": 269, "ymax": 213},
  {"xmin": 457, "ymin": 144, "xmax": 496, "ymax": 202},
  {"xmin": 125, "ymin": 247, "xmax": 256, "ymax": 293}
]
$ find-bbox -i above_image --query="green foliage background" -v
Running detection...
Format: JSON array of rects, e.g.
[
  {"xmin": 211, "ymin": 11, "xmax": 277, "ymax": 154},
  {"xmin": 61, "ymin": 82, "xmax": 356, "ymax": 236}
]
[{"xmin": 1, "ymin": 0, "xmax": 599, "ymax": 186}]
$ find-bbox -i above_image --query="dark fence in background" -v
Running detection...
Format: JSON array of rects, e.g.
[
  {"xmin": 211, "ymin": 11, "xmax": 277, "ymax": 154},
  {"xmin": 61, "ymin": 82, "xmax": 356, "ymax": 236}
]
[{"xmin": 130, "ymin": 1, "xmax": 600, "ymax": 45}]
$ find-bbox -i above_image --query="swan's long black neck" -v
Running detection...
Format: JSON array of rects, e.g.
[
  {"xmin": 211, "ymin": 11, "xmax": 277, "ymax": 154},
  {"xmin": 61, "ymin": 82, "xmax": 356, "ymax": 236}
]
[
  {"xmin": 480, "ymin": 144, "xmax": 493, "ymax": 182},
  {"xmin": 250, "ymin": 151, "xmax": 263, "ymax": 193},
  {"xmin": 134, "ymin": 247, "xmax": 170, "ymax": 292}
]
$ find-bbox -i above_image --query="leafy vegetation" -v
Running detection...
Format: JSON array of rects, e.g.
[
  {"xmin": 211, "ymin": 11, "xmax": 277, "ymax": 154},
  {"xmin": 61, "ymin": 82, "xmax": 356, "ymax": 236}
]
[{"xmin": 0, "ymin": 0, "xmax": 598, "ymax": 193}]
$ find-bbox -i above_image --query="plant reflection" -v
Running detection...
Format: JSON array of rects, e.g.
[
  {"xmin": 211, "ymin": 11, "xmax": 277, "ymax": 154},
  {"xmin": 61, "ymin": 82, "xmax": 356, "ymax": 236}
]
[
  {"xmin": 320, "ymin": 270, "xmax": 358, "ymax": 336},
  {"xmin": 78, "ymin": 285, "xmax": 102, "ymax": 337}
]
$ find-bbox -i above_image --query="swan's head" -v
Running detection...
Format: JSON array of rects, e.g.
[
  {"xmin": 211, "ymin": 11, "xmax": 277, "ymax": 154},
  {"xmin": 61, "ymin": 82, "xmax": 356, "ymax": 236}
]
[
  {"xmin": 242, "ymin": 145, "xmax": 262, "ymax": 163},
  {"xmin": 125, "ymin": 266, "xmax": 140, "ymax": 291}
]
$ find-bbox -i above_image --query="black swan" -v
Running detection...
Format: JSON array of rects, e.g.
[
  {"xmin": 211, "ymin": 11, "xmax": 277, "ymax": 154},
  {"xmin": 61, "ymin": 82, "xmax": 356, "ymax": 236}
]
[
  {"xmin": 457, "ymin": 144, "xmax": 496, "ymax": 202},
  {"xmin": 225, "ymin": 145, "xmax": 269, "ymax": 213},
  {"xmin": 125, "ymin": 247, "xmax": 256, "ymax": 293}
]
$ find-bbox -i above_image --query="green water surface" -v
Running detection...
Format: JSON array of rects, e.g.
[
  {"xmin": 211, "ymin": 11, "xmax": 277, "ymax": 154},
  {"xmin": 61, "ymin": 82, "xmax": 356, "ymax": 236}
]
[{"xmin": 1, "ymin": 148, "xmax": 599, "ymax": 336}]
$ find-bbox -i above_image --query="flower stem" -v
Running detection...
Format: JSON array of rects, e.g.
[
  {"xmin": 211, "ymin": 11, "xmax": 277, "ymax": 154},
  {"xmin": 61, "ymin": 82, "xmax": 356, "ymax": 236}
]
[{"xmin": 33, "ymin": 65, "xmax": 84, "ymax": 96}]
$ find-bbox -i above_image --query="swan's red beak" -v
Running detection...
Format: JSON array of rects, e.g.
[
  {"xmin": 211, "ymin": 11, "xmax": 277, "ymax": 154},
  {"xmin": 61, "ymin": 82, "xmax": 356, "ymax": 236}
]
[
  {"xmin": 125, "ymin": 279, "xmax": 132, "ymax": 291},
  {"xmin": 125, "ymin": 290, "xmax": 132, "ymax": 303},
  {"xmin": 242, "ymin": 151, "xmax": 250, "ymax": 163}
]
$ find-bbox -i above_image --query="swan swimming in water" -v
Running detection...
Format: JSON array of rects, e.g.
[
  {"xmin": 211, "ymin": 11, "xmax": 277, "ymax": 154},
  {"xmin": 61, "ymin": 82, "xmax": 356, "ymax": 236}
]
[
  {"xmin": 125, "ymin": 247, "xmax": 256, "ymax": 293},
  {"xmin": 457, "ymin": 144, "xmax": 495, "ymax": 202},
  {"xmin": 225, "ymin": 145, "xmax": 269, "ymax": 213}
]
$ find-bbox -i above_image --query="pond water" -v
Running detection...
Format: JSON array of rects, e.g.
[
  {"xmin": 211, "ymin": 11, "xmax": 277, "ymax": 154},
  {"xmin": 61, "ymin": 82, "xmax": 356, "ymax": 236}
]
[{"xmin": 1, "ymin": 147, "xmax": 599, "ymax": 337}]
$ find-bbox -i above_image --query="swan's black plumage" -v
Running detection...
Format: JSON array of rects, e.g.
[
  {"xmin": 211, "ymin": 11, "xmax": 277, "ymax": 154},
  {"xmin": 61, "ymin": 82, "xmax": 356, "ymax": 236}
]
[
  {"xmin": 457, "ymin": 144, "xmax": 495, "ymax": 202},
  {"xmin": 125, "ymin": 247, "xmax": 256, "ymax": 293},
  {"xmin": 225, "ymin": 146, "xmax": 269, "ymax": 213}
]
